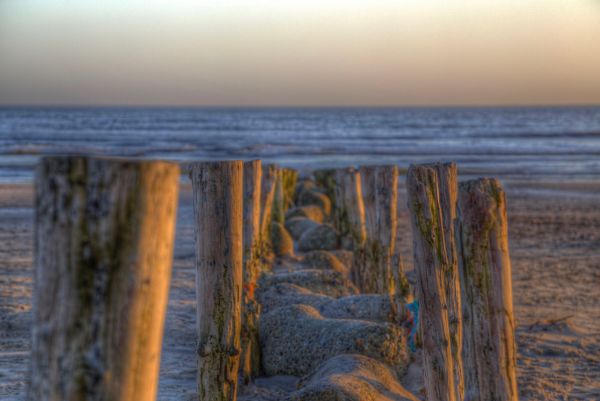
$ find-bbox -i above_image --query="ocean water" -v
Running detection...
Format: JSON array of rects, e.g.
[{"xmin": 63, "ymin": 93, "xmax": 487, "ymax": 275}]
[{"xmin": 1, "ymin": 106, "xmax": 599, "ymax": 186}]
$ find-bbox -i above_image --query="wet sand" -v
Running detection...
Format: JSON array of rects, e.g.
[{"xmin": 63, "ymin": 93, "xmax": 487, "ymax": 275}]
[{"xmin": 1, "ymin": 180, "xmax": 599, "ymax": 400}]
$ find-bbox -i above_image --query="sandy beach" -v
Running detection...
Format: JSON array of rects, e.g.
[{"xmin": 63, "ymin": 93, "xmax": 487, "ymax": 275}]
[{"xmin": 1, "ymin": 179, "xmax": 599, "ymax": 401}]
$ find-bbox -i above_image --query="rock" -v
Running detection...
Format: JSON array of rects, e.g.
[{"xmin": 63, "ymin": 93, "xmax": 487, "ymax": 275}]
[
  {"xmin": 320, "ymin": 294, "xmax": 403, "ymax": 324},
  {"xmin": 290, "ymin": 354, "xmax": 419, "ymax": 401},
  {"xmin": 271, "ymin": 221, "xmax": 294, "ymax": 257},
  {"xmin": 297, "ymin": 190, "xmax": 332, "ymax": 215},
  {"xmin": 260, "ymin": 305, "xmax": 410, "ymax": 377},
  {"xmin": 259, "ymin": 270, "xmax": 358, "ymax": 298},
  {"xmin": 298, "ymin": 224, "xmax": 339, "ymax": 252},
  {"xmin": 257, "ymin": 283, "xmax": 334, "ymax": 314},
  {"xmin": 285, "ymin": 217, "xmax": 320, "ymax": 240},
  {"xmin": 330, "ymin": 250, "xmax": 354, "ymax": 268},
  {"xmin": 285, "ymin": 205, "xmax": 326, "ymax": 224},
  {"xmin": 301, "ymin": 250, "xmax": 348, "ymax": 275}
]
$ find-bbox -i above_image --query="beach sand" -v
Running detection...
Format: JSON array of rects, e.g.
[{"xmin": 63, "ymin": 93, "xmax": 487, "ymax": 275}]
[{"xmin": 1, "ymin": 181, "xmax": 598, "ymax": 400}]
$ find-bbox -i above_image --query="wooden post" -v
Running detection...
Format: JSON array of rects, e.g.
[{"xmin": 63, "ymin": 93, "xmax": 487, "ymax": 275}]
[
  {"xmin": 280, "ymin": 167, "xmax": 298, "ymax": 211},
  {"xmin": 457, "ymin": 178, "xmax": 518, "ymax": 401},
  {"xmin": 434, "ymin": 163, "xmax": 464, "ymax": 401},
  {"xmin": 243, "ymin": 160, "xmax": 263, "ymax": 283},
  {"xmin": 406, "ymin": 163, "xmax": 463, "ymax": 401},
  {"xmin": 28, "ymin": 156, "xmax": 179, "ymax": 401},
  {"xmin": 260, "ymin": 164, "xmax": 279, "ymax": 256},
  {"xmin": 358, "ymin": 165, "xmax": 399, "ymax": 294},
  {"xmin": 241, "ymin": 159, "xmax": 262, "ymax": 383},
  {"xmin": 313, "ymin": 169, "xmax": 336, "ymax": 207},
  {"xmin": 272, "ymin": 168, "xmax": 284, "ymax": 225},
  {"xmin": 191, "ymin": 161, "xmax": 243, "ymax": 401},
  {"xmin": 333, "ymin": 167, "xmax": 366, "ymax": 251}
]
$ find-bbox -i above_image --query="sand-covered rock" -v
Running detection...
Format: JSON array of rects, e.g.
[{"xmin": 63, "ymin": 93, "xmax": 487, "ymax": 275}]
[
  {"xmin": 259, "ymin": 269, "xmax": 358, "ymax": 298},
  {"xmin": 290, "ymin": 354, "xmax": 419, "ymax": 401},
  {"xmin": 257, "ymin": 283, "xmax": 334, "ymax": 314},
  {"xmin": 271, "ymin": 221, "xmax": 294, "ymax": 257},
  {"xmin": 298, "ymin": 224, "xmax": 339, "ymax": 252},
  {"xmin": 320, "ymin": 294, "xmax": 401, "ymax": 324},
  {"xmin": 297, "ymin": 190, "xmax": 332, "ymax": 215},
  {"xmin": 260, "ymin": 305, "xmax": 410, "ymax": 377},
  {"xmin": 257, "ymin": 283, "xmax": 406, "ymax": 324},
  {"xmin": 285, "ymin": 217, "xmax": 320, "ymax": 240},
  {"xmin": 301, "ymin": 250, "xmax": 348, "ymax": 275},
  {"xmin": 285, "ymin": 205, "xmax": 326, "ymax": 223}
]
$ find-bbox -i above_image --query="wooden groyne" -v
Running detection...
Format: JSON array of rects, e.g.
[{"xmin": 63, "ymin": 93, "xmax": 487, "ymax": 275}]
[
  {"xmin": 27, "ymin": 156, "xmax": 518, "ymax": 401},
  {"xmin": 407, "ymin": 163, "xmax": 518, "ymax": 401}
]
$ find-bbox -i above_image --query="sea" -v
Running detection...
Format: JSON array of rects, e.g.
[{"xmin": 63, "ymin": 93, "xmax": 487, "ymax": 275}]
[{"xmin": 1, "ymin": 106, "xmax": 599, "ymax": 190}]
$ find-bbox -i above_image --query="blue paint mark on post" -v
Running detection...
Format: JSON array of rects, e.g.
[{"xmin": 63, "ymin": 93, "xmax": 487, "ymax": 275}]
[{"xmin": 406, "ymin": 300, "xmax": 419, "ymax": 352}]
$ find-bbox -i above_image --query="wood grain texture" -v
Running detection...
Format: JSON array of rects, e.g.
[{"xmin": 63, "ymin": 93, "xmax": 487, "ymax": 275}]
[
  {"xmin": 406, "ymin": 163, "xmax": 457, "ymax": 401},
  {"xmin": 191, "ymin": 161, "xmax": 243, "ymax": 401},
  {"xmin": 434, "ymin": 163, "xmax": 464, "ymax": 401},
  {"xmin": 358, "ymin": 165, "xmax": 398, "ymax": 294},
  {"xmin": 28, "ymin": 156, "xmax": 179, "ymax": 401},
  {"xmin": 272, "ymin": 168, "xmax": 284, "ymax": 225},
  {"xmin": 241, "ymin": 159, "xmax": 262, "ymax": 383},
  {"xmin": 259, "ymin": 164, "xmax": 279, "ymax": 256},
  {"xmin": 334, "ymin": 167, "xmax": 366, "ymax": 251},
  {"xmin": 457, "ymin": 178, "xmax": 518, "ymax": 401}
]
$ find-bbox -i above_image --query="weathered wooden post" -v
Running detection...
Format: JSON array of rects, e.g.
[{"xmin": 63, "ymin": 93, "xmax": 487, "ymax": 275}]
[
  {"xmin": 434, "ymin": 163, "xmax": 464, "ymax": 401},
  {"xmin": 280, "ymin": 167, "xmax": 298, "ymax": 211},
  {"xmin": 272, "ymin": 167, "xmax": 285, "ymax": 225},
  {"xmin": 28, "ymin": 156, "xmax": 179, "ymax": 401},
  {"xmin": 406, "ymin": 163, "xmax": 463, "ymax": 401},
  {"xmin": 457, "ymin": 178, "xmax": 518, "ymax": 401},
  {"xmin": 259, "ymin": 164, "xmax": 279, "ymax": 257},
  {"xmin": 191, "ymin": 161, "xmax": 243, "ymax": 401},
  {"xmin": 333, "ymin": 167, "xmax": 366, "ymax": 251},
  {"xmin": 241, "ymin": 159, "xmax": 262, "ymax": 383},
  {"xmin": 358, "ymin": 165, "xmax": 399, "ymax": 294},
  {"xmin": 313, "ymin": 169, "xmax": 336, "ymax": 207}
]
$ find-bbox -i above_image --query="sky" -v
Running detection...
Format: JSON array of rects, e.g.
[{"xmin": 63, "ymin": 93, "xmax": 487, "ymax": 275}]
[{"xmin": 0, "ymin": 0, "xmax": 599, "ymax": 107}]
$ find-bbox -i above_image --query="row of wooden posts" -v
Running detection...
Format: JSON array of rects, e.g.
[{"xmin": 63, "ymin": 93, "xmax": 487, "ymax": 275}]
[
  {"xmin": 406, "ymin": 163, "xmax": 518, "ymax": 401},
  {"xmin": 27, "ymin": 156, "xmax": 517, "ymax": 401}
]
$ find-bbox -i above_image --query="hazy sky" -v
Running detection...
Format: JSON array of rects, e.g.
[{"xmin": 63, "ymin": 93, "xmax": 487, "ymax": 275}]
[{"xmin": 1, "ymin": 0, "xmax": 599, "ymax": 106}]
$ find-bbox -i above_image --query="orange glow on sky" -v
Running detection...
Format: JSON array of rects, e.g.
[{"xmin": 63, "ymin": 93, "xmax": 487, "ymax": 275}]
[{"xmin": 0, "ymin": 1, "xmax": 599, "ymax": 106}]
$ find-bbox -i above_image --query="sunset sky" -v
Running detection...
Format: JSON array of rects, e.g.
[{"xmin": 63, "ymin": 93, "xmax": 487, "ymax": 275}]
[{"xmin": 1, "ymin": 0, "xmax": 599, "ymax": 106}]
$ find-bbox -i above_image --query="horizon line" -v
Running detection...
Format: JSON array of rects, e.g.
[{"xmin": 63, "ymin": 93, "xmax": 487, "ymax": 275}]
[{"xmin": 1, "ymin": 102, "xmax": 600, "ymax": 110}]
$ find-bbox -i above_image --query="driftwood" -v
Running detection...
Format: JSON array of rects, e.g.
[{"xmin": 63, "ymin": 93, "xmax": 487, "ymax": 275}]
[
  {"xmin": 191, "ymin": 161, "xmax": 244, "ymax": 401},
  {"xmin": 357, "ymin": 165, "xmax": 399, "ymax": 294},
  {"xmin": 406, "ymin": 163, "xmax": 458, "ymax": 401},
  {"xmin": 28, "ymin": 156, "xmax": 179, "ymax": 401},
  {"xmin": 241, "ymin": 159, "xmax": 263, "ymax": 383},
  {"xmin": 457, "ymin": 178, "xmax": 518, "ymax": 401}
]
